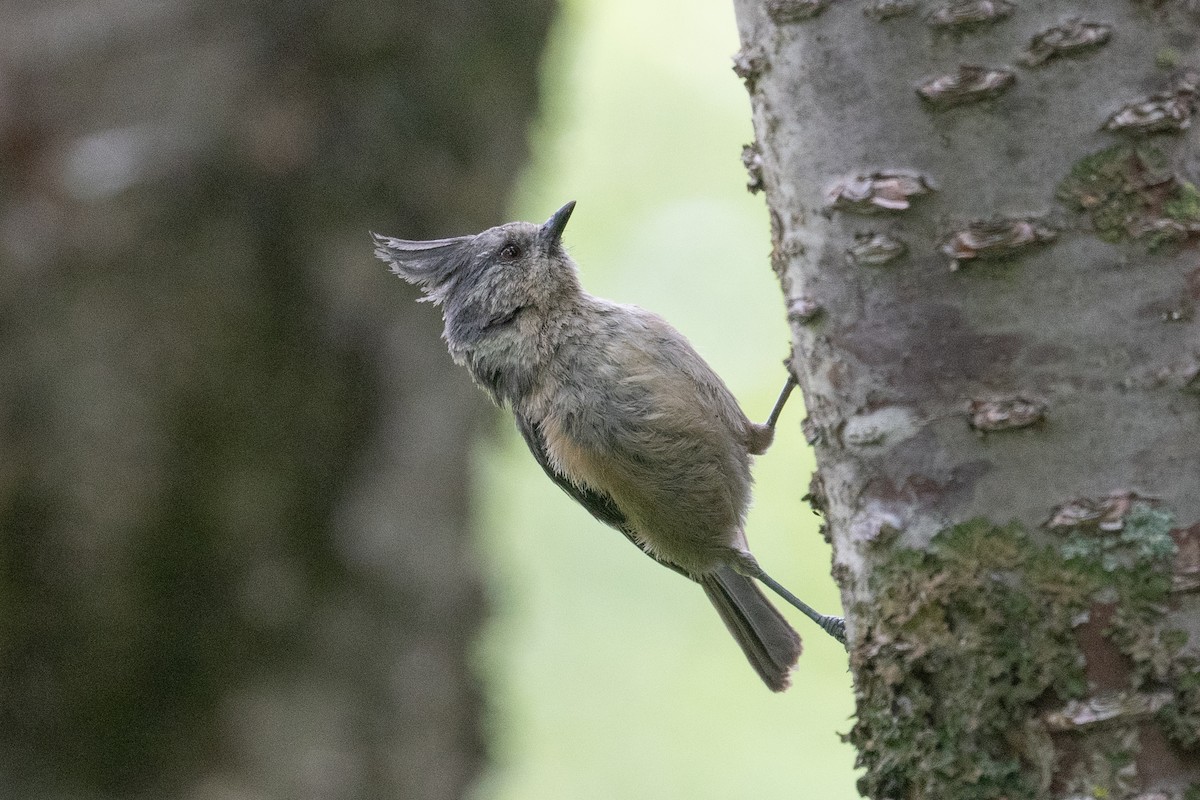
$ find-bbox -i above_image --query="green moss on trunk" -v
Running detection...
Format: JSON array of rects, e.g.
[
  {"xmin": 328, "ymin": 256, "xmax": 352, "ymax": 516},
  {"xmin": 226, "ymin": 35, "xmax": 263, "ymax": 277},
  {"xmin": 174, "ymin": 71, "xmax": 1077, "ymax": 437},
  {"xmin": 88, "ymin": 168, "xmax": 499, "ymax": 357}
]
[
  {"xmin": 1057, "ymin": 145, "xmax": 1200, "ymax": 250},
  {"xmin": 849, "ymin": 506, "xmax": 1189, "ymax": 800}
]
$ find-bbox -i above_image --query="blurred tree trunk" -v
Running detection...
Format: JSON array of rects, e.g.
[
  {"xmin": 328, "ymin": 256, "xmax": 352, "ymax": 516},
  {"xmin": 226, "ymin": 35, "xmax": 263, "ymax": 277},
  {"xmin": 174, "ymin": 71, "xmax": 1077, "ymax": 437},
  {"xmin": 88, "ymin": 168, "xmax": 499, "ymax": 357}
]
[
  {"xmin": 0, "ymin": 1, "xmax": 554, "ymax": 799},
  {"xmin": 731, "ymin": 1, "xmax": 1200, "ymax": 797}
]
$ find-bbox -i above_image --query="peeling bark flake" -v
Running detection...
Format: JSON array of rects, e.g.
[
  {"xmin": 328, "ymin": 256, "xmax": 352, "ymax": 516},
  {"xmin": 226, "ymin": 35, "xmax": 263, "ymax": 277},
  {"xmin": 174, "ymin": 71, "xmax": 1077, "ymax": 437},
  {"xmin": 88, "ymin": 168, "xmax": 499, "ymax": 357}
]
[
  {"xmin": 1021, "ymin": 19, "xmax": 1112, "ymax": 67},
  {"xmin": 731, "ymin": 47, "xmax": 767, "ymax": 92},
  {"xmin": 1045, "ymin": 491, "xmax": 1154, "ymax": 532},
  {"xmin": 1043, "ymin": 690, "xmax": 1173, "ymax": 731},
  {"xmin": 927, "ymin": 0, "xmax": 1014, "ymax": 30},
  {"xmin": 1104, "ymin": 72, "xmax": 1199, "ymax": 135},
  {"xmin": 788, "ymin": 295, "xmax": 824, "ymax": 324},
  {"xmin": 741, "ymin": 142, "xmax": 765, "ymax": 194},
  {"xmin": 967, "ymin": 397, "xmax": 1046, "ymax": 431},
  {"xmin": 942, "ymin": 216, "xmax": 1057, "ymax": 269},
  {"xmin": 918, "ymin": 64, "xmax": 1016, "ymax": 109},
  {"xmin": 846, "ymin": 231, "xmax": 908, "ymax": 266},
  {"xmin": 865, "ymin": 0, "xmax": 916, "ymax": 20},
  {"xmin": 827, "ymin": 170, "xmax": 936, "ymax": 213}
]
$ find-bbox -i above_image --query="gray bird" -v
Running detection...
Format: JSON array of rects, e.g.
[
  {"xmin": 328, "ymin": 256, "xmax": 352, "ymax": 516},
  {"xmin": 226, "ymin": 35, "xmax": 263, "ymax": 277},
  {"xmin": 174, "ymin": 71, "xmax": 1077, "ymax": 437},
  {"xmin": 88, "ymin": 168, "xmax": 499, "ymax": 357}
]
[{"xmin": 373, "ymin": 201, "xmax": 843, "ymax": 691}]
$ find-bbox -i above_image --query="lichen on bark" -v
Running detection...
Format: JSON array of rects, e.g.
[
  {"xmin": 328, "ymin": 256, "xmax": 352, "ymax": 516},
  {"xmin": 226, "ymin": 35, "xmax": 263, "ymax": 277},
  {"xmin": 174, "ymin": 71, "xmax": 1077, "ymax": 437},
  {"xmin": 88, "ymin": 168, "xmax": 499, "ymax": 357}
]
[
  {"xmin": 850, "ymin": 504, "xmax": 1192, "ymax": 800},
  {"xmin": 1057, "ymin": 144, "xmax": 1200, "ymax": 249},
  {"xmin": 850, "ymin": 520, "xmax": 1088, "ymax": 799}
]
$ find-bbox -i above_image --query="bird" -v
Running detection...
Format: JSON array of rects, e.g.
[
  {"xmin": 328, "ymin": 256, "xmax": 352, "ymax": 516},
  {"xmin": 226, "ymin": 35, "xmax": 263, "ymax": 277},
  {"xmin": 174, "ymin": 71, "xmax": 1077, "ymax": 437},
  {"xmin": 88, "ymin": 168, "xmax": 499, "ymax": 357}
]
[{"xmin": 373, "ymin": 201, "xmax": 844, "ymax": 691}]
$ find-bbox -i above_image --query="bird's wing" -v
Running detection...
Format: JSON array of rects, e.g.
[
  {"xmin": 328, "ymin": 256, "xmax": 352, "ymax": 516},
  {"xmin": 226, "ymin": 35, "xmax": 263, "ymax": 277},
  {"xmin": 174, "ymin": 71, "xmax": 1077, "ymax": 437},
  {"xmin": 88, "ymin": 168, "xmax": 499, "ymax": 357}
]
[{"xmin": 513, "ymin": 411, "xmax": 689, "ymax": 579}]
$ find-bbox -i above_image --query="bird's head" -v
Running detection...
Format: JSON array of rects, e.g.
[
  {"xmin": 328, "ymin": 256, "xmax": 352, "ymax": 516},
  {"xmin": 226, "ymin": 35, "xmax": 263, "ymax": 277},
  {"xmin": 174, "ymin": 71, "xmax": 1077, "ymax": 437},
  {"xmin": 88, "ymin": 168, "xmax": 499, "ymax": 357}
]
[{"xmin": 373, "ymin": 201, "xmax": 581, "ymax": 348}]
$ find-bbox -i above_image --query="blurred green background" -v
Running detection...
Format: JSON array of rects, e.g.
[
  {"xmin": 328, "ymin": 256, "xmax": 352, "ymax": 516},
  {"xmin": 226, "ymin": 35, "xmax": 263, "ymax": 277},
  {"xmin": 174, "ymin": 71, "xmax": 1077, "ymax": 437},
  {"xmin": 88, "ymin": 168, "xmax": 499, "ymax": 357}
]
[{"xmin": 473, "ymin": 1, "xmax": 856, "ymax": 797}]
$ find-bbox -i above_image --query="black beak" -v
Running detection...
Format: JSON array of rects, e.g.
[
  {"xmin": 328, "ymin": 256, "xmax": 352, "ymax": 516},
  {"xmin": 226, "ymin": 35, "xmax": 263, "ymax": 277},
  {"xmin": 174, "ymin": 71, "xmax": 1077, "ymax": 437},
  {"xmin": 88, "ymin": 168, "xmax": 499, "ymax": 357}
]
[{"xmin": 540, "ymin": 201, "xmax": 576, "ymax": 247}]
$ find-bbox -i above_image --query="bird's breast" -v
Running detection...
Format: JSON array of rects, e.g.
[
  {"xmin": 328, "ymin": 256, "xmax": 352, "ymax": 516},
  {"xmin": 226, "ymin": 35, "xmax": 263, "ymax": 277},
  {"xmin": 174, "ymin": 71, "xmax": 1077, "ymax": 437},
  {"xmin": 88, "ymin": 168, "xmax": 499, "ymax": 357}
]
[{"xmin": 539, "ymin": 412, "xmax": 611, "ymax": 495}]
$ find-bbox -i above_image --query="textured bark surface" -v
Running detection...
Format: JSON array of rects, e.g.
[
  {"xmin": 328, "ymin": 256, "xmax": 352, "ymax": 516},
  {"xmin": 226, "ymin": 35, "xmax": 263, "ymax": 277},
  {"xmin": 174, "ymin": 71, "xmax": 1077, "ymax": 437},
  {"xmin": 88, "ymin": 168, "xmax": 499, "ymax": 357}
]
[
  {"xmin": 732, "ymin": 1, "xmax": 1200, "ymax": 797},
  {"xmin": 0, "ymin": 2, "xmax": 553, "ymax": 798}
]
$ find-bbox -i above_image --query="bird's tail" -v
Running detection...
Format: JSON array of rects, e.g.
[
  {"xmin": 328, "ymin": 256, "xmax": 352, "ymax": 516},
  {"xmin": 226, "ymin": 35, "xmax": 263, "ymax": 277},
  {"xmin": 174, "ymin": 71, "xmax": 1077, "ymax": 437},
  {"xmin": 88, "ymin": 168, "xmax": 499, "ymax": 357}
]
[{"xmin": 700, "ymin": 563, "xmax": 802, "ymax": 691}]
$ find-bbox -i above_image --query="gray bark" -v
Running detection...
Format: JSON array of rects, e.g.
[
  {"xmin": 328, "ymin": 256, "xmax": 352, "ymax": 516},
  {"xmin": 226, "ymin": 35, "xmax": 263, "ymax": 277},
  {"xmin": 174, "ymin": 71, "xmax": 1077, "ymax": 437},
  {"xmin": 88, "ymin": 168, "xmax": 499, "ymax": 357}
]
[
  {"xmin": 0, "ymin": 1, "xmax": 554, "ymax": 798},
  {"xmin": 731, "ymin": 1, "xmax": 1200, "ymax": 796}
]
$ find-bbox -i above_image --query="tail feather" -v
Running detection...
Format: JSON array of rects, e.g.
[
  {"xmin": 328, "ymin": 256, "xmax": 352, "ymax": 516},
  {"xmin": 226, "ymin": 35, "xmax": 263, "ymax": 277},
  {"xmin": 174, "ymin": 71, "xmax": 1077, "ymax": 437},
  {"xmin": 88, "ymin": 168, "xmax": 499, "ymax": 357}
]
[{"xmin": 700, "ymin": 564, "xmax": 802, "ymax": 691}]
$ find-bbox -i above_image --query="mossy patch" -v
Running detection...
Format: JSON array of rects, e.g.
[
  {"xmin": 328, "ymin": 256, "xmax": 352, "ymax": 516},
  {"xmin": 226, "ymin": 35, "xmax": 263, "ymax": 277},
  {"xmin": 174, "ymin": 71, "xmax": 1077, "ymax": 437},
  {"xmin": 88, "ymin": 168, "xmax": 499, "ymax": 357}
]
[
  {"xmin": 1059, "ymin": 727, "xmax": 1140, "ymax": 799},
  {"xmin": 1156, "ymin": 47, "xmax": 1183, "ymax": 71},
  {"xmin": 1057, "ymin": 144, "xmax": 1200, "ymax": 250},
  {"xmin": 849, "ymin": 507, "xmax": 1190, "ymax": 800},
  {"xmin": 1164, "ymin": 180, "xmax": 1200, "ymax": 226},
  {"xmin": 1159, "ymin": 663, "xmax": 1200, "ymax": 748},
  {"xmin": 850, "ymin": 521, "xmax": 1089, "ymax": 799},
  {"xmin": 1076, "ymin": 505, "xmax": 1200, "ymax": 751}
]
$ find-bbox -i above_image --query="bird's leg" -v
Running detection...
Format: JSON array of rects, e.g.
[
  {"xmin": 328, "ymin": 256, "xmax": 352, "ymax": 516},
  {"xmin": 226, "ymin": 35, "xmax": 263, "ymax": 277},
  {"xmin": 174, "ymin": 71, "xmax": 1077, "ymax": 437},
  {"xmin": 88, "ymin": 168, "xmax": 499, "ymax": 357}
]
[
  {"xmin": 747, "ymin": 373, "xmax": 799, "ymax": 455},
  {"xmin": 763, "ymin": 373, "xmax": 798, "ymax": 432},
  {"xmin": 746, "ymin": 363, "xmax": 844, "ymax": 645},
  {"xmin": 754, "ymin": 568, "xmax": 846, "ymax": 646},
  {"xmin": 735, "ymin": 557, "xmax": 846, "ymax": 646}
]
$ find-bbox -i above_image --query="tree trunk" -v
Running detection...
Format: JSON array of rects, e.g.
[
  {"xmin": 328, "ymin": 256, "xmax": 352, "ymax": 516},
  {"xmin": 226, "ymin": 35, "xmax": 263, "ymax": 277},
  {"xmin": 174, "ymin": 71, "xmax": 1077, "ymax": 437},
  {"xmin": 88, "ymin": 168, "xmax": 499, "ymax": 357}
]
[
  {"xmin": 0, "ymin": 1, "xmax": 554, "ymax": 798},
  {"xmin": 730, "ymin": 1, "xmax": 1200, "ymax": 796}
]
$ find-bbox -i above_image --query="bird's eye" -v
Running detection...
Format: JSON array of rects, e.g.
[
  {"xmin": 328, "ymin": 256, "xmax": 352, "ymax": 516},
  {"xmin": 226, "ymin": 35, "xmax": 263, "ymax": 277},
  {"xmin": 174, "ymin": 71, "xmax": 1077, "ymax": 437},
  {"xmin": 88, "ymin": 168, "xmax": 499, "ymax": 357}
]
[{"xmin": 500, "ymin": 243, "xmax": 521, "ymax": 259}]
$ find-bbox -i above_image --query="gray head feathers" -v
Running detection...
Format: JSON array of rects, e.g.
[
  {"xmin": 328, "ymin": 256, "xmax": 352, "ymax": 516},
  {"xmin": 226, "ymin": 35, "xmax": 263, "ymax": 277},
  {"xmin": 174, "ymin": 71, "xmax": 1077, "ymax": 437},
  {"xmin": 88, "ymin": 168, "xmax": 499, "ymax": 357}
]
[
  {"xmin": 371, "ymin": 202, "xmax": 582, "ymax": 350},
  {"xmin": 371, "ymin": 233, "xmax": 474, "ymax": 305}
]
